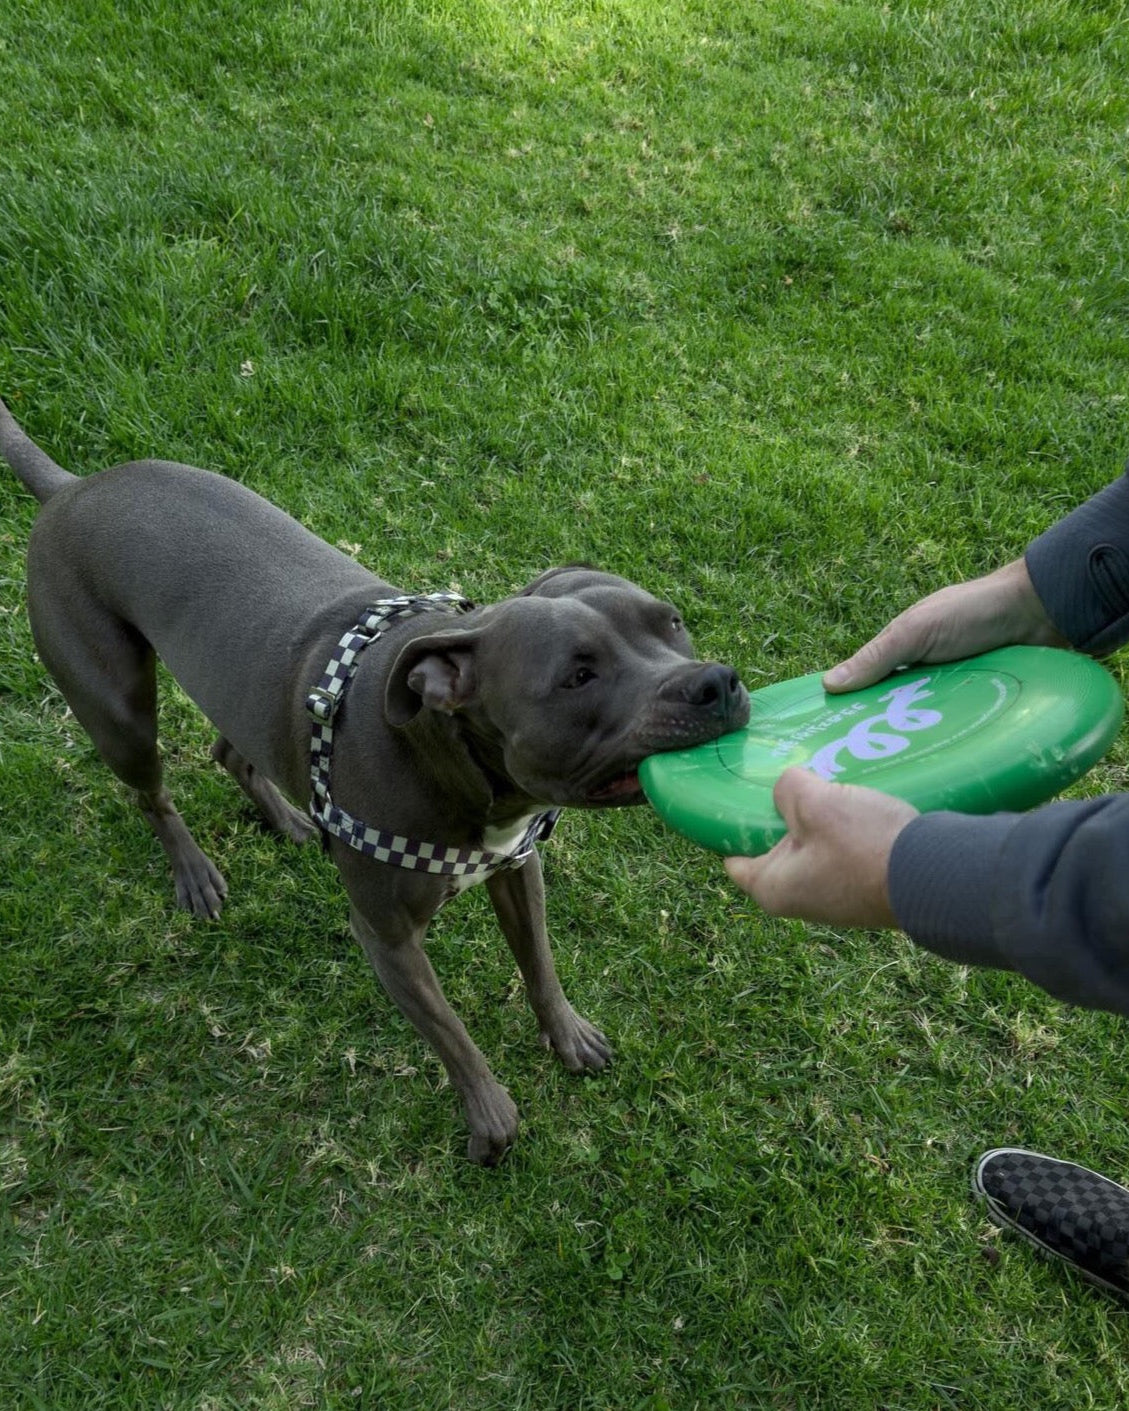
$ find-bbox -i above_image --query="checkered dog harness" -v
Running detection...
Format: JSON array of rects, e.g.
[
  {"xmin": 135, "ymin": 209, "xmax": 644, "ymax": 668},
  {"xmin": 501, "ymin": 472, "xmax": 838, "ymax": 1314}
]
[{"xmin": 306, "ymin": 595, "xmax": 559, "ymax": 878}]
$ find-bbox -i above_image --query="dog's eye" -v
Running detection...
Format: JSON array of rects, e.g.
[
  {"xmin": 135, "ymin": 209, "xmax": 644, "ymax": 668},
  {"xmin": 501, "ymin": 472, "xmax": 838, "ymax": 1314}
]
[
  {"xmin": 671, "ymin": 615, "xmax": 684, "ymax": 634},
  {"xmin": 563, "ymin": 665, "xmax": 597, "ymax": 689}
]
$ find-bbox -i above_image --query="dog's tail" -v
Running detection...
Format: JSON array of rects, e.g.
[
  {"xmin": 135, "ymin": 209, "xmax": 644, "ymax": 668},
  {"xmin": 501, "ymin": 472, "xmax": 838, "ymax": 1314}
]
[{"xmin": 0, "ymin": 398, "xmax": 77, "ymax": 504}]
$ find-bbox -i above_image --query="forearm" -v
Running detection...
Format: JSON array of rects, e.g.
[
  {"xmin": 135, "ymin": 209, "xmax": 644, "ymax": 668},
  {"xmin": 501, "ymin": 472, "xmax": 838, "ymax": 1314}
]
[
  {"xmin": 890, "ymin": 797, "xmax": 1129, "ymax": 1015},
  {"xmin": 1025, "ymin": 467, "xmax": 1129, "ymax": 655}
]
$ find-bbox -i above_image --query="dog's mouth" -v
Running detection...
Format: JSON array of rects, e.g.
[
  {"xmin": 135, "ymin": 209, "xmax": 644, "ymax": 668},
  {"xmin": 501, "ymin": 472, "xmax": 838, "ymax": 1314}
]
[{"xmin": 585, "ymin": 768, "xmax": 644, "ymax": 805}]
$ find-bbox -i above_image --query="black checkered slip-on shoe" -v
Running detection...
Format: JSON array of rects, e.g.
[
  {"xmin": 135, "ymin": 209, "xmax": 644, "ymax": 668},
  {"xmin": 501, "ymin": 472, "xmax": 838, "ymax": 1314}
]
[{"xmin": 973, "ymin": 1147, "xmax": 1129, "ymax": 1299}]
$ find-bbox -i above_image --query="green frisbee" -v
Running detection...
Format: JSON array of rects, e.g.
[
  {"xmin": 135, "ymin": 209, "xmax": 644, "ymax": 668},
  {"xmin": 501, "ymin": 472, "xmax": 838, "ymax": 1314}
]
[{"xmin": 640, "ymin": 646, "xmax": 1124, "ymax": 857}]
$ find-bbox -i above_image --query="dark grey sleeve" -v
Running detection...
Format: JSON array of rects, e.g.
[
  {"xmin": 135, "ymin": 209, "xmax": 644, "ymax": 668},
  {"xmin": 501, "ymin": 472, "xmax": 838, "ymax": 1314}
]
[
  {"xmin": 1025, "ymin": 467, "xmax": 1129, "ymax": 655},
  {"xmin": 887, "ymin": 468, "xmax": 1129, "ymax": 1012},
  {"xmin": 889, "ymin": 801, "xmax": 1129, "ymax": 1015}
]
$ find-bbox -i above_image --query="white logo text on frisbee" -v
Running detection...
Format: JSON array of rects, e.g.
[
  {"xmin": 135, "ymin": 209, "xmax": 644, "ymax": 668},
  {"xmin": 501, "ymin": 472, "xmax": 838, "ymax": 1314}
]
[{"xmin": 806, "ymin": 677, "xmax": 942, "ymax": 780}]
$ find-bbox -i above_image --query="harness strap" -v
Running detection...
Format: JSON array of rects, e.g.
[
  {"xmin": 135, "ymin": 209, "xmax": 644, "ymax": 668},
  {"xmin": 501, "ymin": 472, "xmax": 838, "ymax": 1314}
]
[{"xmin": 306, "ymin": 595, "xmax": 559, "ymax": 878}]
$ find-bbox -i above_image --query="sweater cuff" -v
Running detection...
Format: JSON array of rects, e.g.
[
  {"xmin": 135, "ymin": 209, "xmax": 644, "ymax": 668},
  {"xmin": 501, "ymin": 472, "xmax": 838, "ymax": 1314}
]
[
  {"xmin": 1025, "ymin": 468, "xmax": 1129, "ymax": 655},
  {"xmin": 888, "ymin": 810, "xmax": 1021, "ymax": 968}
]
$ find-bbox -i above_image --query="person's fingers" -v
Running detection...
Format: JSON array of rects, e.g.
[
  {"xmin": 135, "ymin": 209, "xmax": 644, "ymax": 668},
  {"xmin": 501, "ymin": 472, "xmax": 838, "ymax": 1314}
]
[
  {"xmin": 726, "ymin": 770, "xmax": 917, "ymax": 927},
  {"xmin": 723, "ymin": 770, "xmax": 819, "ymax": 914},
  {"xmin": 723, "ymin": 773, "xmax": 806, "ymax": 907},
  {"xmin": 724, "ymin": 840, "xmax": 798, "ymax": 916}
]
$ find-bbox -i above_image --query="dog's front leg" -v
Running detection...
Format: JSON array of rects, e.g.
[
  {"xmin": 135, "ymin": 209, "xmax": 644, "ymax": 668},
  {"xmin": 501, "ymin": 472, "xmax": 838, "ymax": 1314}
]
[
  {"xmin": 348, "ymin": 904, "xmax": 519, "ymax": 1165},
  {"xmin": 486, "ymin": 855, "xmax": 612, "ymax": 1074}
]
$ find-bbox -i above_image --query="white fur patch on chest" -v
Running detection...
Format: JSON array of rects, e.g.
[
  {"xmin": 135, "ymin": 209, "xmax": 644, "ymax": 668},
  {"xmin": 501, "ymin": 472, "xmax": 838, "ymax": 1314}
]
[
  {"xmin": 447, "ymin": 813, "xmax": 545, "ymax": 896},
  {"xmin": 484, "ymin": 814, "xmax": 544, "ymax": 855}
]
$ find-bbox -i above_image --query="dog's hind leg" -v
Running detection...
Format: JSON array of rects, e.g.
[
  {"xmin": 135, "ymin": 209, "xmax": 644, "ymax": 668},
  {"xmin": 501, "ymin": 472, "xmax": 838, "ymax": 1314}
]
[
  {"xmin": 26, "ymin": 566, "xmax": 227, "ymax": 918},
  {"xmin": 210, "ymin": 736, "xmax": 318, "ymax": 845}
]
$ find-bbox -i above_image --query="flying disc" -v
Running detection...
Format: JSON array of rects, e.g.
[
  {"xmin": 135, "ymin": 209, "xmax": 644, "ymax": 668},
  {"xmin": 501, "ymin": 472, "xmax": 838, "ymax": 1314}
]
[{"xmin": 640, "ymin": 646, "xmax": 1124, "ymax": 857}]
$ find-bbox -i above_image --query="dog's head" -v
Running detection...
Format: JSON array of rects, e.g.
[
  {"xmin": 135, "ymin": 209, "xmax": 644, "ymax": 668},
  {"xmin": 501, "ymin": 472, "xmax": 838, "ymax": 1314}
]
[{"xmin": 385, "ymin": 567, "xmax": 750, "ymax": 807}]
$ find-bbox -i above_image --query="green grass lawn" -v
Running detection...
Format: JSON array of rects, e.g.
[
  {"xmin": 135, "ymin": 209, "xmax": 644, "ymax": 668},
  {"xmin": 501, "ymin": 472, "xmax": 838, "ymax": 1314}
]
[{"xmin": 2, "ymin": 0, "xmax": 1129, "ymax": 1405}]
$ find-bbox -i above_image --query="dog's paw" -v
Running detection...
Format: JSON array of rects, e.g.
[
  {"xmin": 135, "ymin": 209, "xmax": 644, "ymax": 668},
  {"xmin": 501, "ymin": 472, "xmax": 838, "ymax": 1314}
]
[
  {"xmin": 173, "ymin": 854, "xmax": 228, "ymax": 920},
  {"xmin": 463, "ymin": 1082, "xmax": 519, "ymax": 1166},
  {"xmin": 541, "ymin": 1006, "xmax": 612, "ymax": 1074}
]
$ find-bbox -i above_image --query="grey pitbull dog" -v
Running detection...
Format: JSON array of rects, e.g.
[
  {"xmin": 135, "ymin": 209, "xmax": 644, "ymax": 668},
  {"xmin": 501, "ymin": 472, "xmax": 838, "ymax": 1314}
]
[{"xmin": 1, "ymin": 400, "xmax": 749, "ymax": 1162}]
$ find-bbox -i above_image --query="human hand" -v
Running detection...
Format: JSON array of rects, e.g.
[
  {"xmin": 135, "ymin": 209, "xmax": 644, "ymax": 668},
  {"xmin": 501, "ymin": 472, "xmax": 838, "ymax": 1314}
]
[
  {"xmin": 724, "ymin": 767, "xmax": 919, "ymax": 928},
  {"xmin": 822, "ymin": 557, "xmax": 1067, "ymax": 694}
]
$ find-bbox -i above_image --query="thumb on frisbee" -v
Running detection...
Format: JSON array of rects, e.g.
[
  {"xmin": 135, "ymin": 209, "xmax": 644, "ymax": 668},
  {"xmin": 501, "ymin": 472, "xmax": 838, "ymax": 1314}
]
[
  {"xmin": 770, "ymin": 765, "xmax": 820, "ymax": 829},
  {"xmin": 823, "ymin": 627, "xmax": 906, "ymax": 693},
  {"xmin": 723, "ymin": 769, "xmax": 814, "ymax": 881}
]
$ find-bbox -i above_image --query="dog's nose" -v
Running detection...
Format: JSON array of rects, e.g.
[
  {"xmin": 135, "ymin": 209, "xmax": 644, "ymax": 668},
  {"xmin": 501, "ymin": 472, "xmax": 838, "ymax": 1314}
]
[
  {"xmin": 666, "ymin": 663, "xmax": 749, "ymax": 722},
  {"xmin": 686, "ymin": 663, "xmax": 740, "ymax": 707}
]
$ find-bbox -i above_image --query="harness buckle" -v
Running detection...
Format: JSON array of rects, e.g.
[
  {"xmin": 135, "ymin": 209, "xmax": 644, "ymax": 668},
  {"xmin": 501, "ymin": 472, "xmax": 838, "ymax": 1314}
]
[{"xmin": 306, "ymin": 685, "xmax": 338, "ymax": 723}]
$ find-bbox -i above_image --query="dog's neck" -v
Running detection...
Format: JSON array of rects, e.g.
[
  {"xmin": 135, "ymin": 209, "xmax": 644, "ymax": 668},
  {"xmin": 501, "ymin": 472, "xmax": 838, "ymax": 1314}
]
[{"xmin": 400, "ymin": 708, "xmax": 541, "ymax": 829}]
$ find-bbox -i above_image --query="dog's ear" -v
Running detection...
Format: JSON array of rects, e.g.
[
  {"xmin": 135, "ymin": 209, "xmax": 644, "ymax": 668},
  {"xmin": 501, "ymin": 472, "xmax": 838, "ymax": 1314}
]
[
  {"xmin": 385, "ymin": 629, "xmax": 480, "ymax": 725},
  {"xmin": 520, "ymin": 563, "xmax": 625, "ymax": 598}
]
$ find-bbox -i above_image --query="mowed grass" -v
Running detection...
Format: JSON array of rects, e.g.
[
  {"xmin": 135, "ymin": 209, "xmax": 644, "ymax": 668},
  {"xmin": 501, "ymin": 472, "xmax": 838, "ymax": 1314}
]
[{"xmin": 2, "ymin": 0, "xmax": 1129, "ymax": 1406}]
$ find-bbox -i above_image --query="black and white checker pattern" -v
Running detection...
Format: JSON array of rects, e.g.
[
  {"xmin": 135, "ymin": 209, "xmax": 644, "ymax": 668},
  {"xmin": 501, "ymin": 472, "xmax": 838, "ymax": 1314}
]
[
  {"xmin": 311, "ymin": 800, "xmax": 558, "ymax": 875},
  {"xmin": 974, "ymin": 1146, "xmax": 1129, "ymax": 1296},
  {"xmin": 306, "ymin": 595, "xmax": 559, "ymax": 879},
  {"xmin": 307, "ymin": 595, "xmax": 462, "ymax": 727}
]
